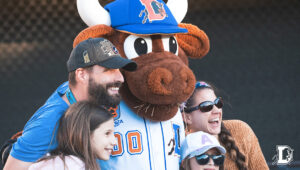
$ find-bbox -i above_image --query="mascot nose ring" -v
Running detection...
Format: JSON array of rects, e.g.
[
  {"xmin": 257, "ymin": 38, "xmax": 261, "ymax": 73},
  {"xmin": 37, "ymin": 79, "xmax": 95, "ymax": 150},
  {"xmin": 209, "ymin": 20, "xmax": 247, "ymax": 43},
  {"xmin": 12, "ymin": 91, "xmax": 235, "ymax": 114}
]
[
  {"xmin": 180, "ymin": 67, "xmax": 196, "ymax": 94},
  {"xmin": 147, "ymin": 66, "xmax": 195, "ymax": 96},
  {"xmin": 148, "ymin": 67, "xmax": 173, "ymax": 95}
]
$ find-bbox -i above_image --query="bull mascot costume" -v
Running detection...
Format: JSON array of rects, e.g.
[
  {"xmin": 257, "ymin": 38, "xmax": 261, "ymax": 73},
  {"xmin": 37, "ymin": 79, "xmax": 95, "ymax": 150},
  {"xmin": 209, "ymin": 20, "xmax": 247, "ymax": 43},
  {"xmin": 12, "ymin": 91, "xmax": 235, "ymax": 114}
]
[
  {"xmin": 0, "ymin": 0, "xmax": 210, "ymax": 169},
  {"xmin": 74, "ymin": 0, "xmax": 210, "ymax": 169}
]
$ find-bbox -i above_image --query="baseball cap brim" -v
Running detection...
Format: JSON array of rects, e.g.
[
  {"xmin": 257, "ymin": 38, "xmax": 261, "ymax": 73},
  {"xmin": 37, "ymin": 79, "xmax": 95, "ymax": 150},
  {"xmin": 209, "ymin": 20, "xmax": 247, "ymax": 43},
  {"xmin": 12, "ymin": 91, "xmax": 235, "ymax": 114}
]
[
  {"xmin": 97, "ymin": 56, "xmax": 137, "ymax": 71},
  {"xmin": 115, "ymin": 24, "xmax": 188, "ymax": 35},
  {"xmin": 188, "ymin": 145, "xmax": 226, "ymax": 159}
]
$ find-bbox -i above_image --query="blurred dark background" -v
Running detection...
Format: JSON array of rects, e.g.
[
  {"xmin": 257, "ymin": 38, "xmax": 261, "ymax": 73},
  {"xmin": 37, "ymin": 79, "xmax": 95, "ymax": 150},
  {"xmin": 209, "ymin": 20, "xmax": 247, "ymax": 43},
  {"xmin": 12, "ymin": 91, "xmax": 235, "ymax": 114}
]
[{"xmin": 0, "ymin": 0, "xmax": 299, "ymax": 169}]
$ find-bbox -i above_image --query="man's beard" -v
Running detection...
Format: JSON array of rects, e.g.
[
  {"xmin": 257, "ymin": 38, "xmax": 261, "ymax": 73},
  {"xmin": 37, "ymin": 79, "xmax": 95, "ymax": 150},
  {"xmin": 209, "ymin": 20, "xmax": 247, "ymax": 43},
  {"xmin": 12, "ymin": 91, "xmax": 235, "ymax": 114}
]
[{"xmin": 88, "ymin": 78, "xmax": 122, "ymax": 107}]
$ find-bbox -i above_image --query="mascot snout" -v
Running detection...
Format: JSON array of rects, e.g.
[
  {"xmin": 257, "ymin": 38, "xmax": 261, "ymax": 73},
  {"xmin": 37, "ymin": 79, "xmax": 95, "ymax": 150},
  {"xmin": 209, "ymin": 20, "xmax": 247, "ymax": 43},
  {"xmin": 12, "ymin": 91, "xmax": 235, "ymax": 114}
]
[{"xmin": 124, "ymin": 52, "xmax": 195, "ymax": 105}]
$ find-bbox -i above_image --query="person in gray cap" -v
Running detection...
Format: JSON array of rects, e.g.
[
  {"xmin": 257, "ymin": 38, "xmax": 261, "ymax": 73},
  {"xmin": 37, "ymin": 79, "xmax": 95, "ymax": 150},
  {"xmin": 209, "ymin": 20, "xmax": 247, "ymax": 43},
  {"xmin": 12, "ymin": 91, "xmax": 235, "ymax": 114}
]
[{"xmin": 4, "ymin": 38, "xmax": 137, "ymax": 170}]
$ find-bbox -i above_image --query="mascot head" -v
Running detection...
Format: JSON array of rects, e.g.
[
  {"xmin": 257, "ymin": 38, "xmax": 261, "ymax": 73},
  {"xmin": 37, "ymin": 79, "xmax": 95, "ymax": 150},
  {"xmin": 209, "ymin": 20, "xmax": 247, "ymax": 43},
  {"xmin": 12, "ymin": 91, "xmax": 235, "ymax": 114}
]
[{"xmin": 73, "ymin": 0, "xmax": 210, "ymax": 121}]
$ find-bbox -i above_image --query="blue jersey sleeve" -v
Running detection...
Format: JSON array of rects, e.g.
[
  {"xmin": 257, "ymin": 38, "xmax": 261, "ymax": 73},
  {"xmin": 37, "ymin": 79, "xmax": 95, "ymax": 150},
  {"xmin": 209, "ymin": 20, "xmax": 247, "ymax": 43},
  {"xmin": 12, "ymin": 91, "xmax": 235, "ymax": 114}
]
[{"xmin": 10, "ymin": 99, "xmax": 68, "ymax": 162}]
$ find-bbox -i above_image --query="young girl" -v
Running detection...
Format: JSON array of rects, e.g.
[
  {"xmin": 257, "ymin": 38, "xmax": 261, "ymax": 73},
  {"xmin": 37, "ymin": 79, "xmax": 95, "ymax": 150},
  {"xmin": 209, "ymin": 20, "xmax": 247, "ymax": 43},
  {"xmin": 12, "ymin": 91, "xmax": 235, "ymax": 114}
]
[
  {"xmin": 182, "ymin": 81, "xmax": 268, "ymax": 170},
  {"xmin": 181, "ymin": 131, "xmax": 226, "ymax": 170},
  {"xmin": 28, "ymin": 101, "xmax": 116, "ymax": 170}
]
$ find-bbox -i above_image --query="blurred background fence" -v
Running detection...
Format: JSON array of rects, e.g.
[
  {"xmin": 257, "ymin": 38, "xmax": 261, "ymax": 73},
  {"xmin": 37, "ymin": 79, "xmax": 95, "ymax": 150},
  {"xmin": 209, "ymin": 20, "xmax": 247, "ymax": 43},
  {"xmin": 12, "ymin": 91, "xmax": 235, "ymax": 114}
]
[{"xmin": 0, "ymin": 0, "xmax": 299, "ymax": 169}]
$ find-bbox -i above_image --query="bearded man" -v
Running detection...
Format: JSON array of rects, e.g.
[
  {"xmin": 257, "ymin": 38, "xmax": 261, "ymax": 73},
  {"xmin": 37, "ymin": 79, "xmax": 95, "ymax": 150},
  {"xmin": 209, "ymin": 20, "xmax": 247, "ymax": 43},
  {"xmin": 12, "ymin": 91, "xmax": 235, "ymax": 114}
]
[{"xmin": 4, "ymin": 38, "xmax": 137, "ymax": 170}]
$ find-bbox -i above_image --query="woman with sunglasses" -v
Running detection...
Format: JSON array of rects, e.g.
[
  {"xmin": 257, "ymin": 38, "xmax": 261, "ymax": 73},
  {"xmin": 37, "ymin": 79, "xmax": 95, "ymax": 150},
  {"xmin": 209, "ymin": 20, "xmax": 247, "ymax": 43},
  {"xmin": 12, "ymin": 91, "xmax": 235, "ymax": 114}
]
[
  {"xmin": 182, "ymin": 81, "xmax": 268, "ymax": 170},
  {"xmin": 181, "ymin": 131, "xmax": 226, "ymax": 170}
]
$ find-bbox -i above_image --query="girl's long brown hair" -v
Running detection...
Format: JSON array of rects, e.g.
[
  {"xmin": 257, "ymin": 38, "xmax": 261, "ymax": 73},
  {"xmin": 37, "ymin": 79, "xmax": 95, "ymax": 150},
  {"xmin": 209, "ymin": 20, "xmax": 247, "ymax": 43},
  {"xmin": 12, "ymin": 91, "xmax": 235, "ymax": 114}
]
[
  {"xmin": 183, "ymin": 81, "xmax": 247, "ymax": 170},
  {"xmin": 40, "ymin": 101, "xmax": 113, "ymax": 170}
]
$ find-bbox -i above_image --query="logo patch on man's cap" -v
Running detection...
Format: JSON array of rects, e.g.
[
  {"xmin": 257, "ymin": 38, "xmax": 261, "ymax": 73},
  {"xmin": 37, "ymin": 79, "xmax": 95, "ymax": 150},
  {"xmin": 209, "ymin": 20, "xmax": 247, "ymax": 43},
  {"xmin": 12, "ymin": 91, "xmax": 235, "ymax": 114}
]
[
  {"xmin": 83, "ymin": 50, "xmax": 90, "ymax": 63},
  {"xmin": 139, "ymin": 0, "xmax": 167, "ymax": 24},
  {"xmin": 100, "ymin": 40, "xmax": 119, "ymax": 56}
]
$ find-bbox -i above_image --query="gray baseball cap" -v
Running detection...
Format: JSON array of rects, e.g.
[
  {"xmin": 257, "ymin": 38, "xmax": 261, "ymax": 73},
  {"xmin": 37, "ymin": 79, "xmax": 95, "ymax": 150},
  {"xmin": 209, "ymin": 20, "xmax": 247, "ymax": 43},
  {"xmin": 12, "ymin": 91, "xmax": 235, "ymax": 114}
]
[
  {"xmin": 181, "ymin": 131, "xmax": 226, "ymax": 162},
  {"xmin": 67, "ymin": 38, "xmax": 137, "ymax": 72}
]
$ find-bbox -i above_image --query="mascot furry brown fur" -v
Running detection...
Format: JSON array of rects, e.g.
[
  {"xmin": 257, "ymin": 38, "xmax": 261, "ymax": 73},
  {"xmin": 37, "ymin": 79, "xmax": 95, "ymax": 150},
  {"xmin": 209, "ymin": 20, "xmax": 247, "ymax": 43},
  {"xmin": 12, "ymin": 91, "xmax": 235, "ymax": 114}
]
[{"xmin": 74, "ymin": 0, "xmax": 210, "ymax": 169}]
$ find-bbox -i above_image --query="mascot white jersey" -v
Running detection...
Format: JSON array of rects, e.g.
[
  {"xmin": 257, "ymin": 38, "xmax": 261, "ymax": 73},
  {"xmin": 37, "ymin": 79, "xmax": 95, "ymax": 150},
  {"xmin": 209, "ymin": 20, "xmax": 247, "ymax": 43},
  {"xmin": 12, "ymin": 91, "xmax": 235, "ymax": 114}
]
[{"xmin": 100, "ymin": 101, "xmax": 185, "ymax": 170}]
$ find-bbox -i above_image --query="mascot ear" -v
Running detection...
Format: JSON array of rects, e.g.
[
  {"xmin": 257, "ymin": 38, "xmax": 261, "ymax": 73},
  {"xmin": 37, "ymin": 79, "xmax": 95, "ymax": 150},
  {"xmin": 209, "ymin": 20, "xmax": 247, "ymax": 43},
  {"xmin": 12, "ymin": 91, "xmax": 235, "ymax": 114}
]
[
  {"xmin": 73, "ymin": 25, "xmax": 116, "ymax": 48},
  {"xmin": 176, "ymin": 23, "xmax": 210, "ymax": 59}
]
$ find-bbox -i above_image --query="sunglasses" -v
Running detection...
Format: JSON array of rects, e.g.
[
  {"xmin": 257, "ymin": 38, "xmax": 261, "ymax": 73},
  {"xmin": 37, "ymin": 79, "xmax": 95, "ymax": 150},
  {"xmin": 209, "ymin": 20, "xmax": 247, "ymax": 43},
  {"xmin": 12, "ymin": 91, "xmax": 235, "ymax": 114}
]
[
  {"xmin": 184, "ymin": 97, "xmax": 223, "ymax": 113},
  {"xmin": 195, "ymin": 154, "xmax": 225, "ymax": 166}
]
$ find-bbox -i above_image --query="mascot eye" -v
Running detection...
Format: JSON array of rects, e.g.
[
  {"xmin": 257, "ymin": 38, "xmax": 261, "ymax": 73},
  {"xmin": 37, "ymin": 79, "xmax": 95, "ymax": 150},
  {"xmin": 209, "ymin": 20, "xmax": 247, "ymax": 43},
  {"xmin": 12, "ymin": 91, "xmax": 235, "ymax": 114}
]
[
  {"xmin": 162, "ymin": 36, "xmax": 178, "ymax": 55},
  {"xmin": 135, "ymin": 38, "xmax": 148, "ymax": 55},
  {"xmin": 124, "ymin": 35, "xmax": 152, "ymax": 59}
]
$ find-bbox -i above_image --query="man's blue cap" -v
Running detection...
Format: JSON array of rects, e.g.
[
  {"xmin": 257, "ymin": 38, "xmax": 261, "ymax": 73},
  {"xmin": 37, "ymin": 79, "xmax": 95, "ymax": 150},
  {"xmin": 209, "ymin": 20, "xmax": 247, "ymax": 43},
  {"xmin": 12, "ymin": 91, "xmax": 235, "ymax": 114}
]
[{"xmin": 104, "ymin": 0, "xmax": 188, "ymax": 35}]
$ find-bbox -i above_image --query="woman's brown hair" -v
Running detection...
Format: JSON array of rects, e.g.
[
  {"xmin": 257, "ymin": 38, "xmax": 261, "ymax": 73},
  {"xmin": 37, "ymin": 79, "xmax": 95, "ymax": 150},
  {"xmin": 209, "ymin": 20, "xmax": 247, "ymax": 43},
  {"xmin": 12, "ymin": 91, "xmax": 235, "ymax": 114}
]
[
  {"xmin": 182, "ymin": 81, "xmax": 247, "ymax": 170},
  {"xmin": 41, "ymin": 101, "xmax": 113, "ymax": 170}
]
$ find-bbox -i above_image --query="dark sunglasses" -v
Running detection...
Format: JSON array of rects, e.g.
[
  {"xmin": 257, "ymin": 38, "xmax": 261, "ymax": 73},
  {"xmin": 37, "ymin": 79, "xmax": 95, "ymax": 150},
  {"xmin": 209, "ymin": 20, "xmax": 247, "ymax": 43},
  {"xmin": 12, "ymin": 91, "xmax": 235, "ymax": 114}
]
[
  {"xmin": 195, "ymin": 154, "xmax": 225, "ymax": 166},
  {"xmin": 184, "ymin": 97, "xmax": 223, "ymax": 113}
]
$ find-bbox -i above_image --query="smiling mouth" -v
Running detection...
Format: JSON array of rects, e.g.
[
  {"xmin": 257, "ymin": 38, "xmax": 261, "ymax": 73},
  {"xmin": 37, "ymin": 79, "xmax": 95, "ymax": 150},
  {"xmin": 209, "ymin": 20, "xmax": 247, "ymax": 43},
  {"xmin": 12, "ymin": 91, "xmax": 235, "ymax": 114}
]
[
  {"xmin": 106, "ymin": 82, "xmax": 122, "ymax": 92},
  {"xmin": 208, "ymin": 117, "xmax": 220, "ymax": 125},
  {"xmin": 107, "ymin": 86, "xmax": 120, "ymax": 94},
  {"xmin": 105, "ymin": 148, "xmax": 113, "ymax": 154},
  {"xmin": 108, "ymin": 87, "xmax": 119, "ymax": 91}
]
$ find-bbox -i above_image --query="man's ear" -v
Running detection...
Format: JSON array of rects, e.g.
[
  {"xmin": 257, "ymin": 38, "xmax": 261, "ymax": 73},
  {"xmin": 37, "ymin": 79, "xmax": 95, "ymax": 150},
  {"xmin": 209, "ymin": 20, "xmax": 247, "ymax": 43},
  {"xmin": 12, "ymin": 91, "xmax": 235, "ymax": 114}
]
[
  {"xmin": 75, "ymin": 68, "xmax": 90, "ymax": 84},
  {"xmin": 176, "ymin": 23, "xmax": 210, "ymax": 59}
]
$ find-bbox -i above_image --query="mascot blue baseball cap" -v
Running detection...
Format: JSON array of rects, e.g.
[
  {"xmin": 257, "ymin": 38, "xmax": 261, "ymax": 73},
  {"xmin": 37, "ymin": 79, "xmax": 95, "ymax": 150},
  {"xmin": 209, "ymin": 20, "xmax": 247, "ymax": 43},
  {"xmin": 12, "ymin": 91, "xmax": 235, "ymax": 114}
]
[{"xmin": 104, "ymin": 0, "xmax": 188, "ymax": 35}]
